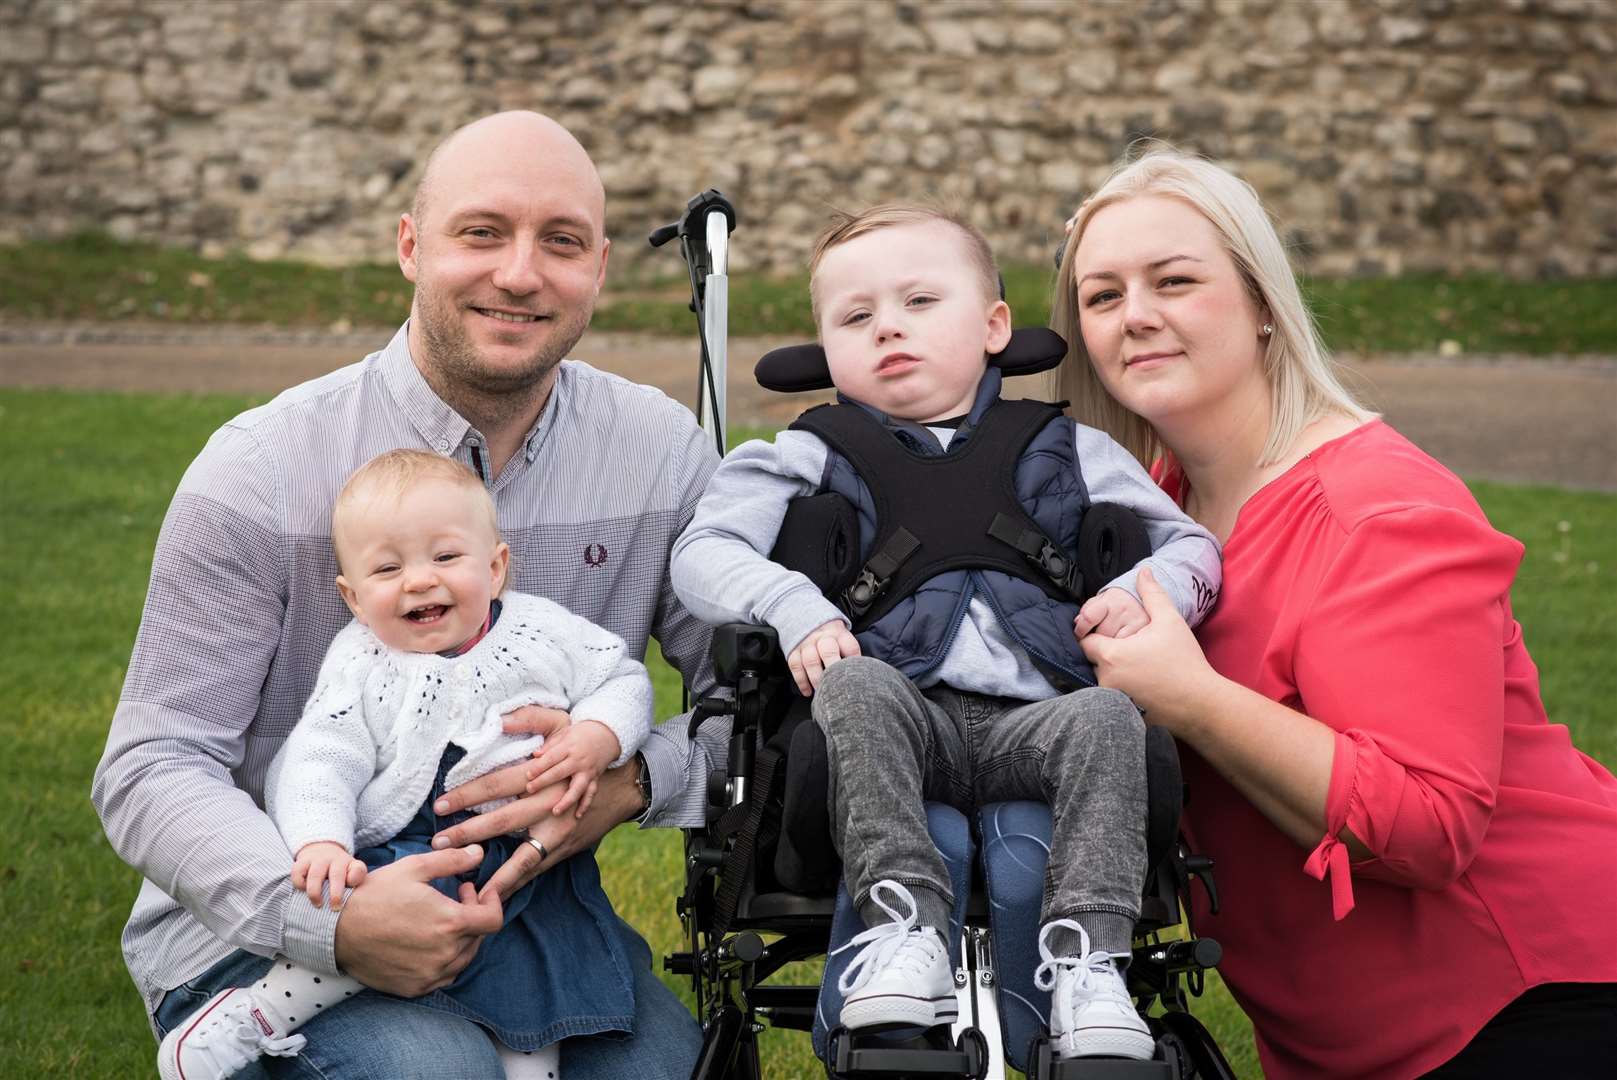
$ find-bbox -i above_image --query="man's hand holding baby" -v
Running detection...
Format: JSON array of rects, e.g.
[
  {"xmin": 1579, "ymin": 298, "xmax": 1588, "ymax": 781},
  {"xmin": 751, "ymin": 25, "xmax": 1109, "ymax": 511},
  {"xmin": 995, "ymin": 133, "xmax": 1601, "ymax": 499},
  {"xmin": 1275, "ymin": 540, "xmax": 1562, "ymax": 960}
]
[
  {"xmin": 292, "ymin": 840, "xmax": 368, "ymax": 908},
  {"xmin": 1073, "ymin": 587, "xmax": 1150, "ymax": 641},
  {"xmin": 787, "ymin": 619, "xmax": 861, "ymax": 696},
  {"xmin": 523, "ymin": 718, "xmax": 620, "ymax": 818}
]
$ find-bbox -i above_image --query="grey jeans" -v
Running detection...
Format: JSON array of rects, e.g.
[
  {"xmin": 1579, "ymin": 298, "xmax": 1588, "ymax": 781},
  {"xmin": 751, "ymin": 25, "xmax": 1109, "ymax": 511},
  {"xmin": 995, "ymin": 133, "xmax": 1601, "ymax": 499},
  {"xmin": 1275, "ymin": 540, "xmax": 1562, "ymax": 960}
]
[{"xmin": 812, "ymin": 655, "xmax": 1147, "ymax": 956}]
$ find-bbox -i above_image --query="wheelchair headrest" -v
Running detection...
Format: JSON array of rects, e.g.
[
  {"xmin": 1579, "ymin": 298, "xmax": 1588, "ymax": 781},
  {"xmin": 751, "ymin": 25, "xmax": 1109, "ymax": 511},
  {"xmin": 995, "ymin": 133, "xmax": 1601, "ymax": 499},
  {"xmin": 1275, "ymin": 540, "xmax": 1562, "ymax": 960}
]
[{"xmin": 755, "ymin": 327, "xmax": 1069, "ymax": 394}]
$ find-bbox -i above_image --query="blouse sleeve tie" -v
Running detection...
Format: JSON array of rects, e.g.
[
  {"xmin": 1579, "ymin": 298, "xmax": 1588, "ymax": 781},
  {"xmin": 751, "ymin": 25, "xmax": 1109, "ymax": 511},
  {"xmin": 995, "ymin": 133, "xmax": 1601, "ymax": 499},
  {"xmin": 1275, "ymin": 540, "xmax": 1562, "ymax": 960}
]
[{"xmin": 1304, "ymin": 832, "xmax": 1355, "ymax": 920}]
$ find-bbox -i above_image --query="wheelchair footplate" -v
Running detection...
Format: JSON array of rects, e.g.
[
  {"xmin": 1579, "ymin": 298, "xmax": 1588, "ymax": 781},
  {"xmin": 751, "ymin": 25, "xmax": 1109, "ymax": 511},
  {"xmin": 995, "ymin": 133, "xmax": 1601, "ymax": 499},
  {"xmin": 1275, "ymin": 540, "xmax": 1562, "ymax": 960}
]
[
  {"xmin": 1024, "ymin": 1036, "xmax": 1182, "ymax": 1079},
  {"xmin": 827, "ymin": 1023, "xmax": 990, "ymax": 1080}
]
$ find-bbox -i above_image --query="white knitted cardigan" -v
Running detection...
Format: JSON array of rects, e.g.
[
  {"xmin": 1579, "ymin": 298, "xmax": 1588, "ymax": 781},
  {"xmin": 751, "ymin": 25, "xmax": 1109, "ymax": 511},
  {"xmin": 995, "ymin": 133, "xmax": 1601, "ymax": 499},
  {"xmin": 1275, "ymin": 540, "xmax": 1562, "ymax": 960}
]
[{"xmin": 264, "ymin": 590, "xmax": 653, "ymax": 856}]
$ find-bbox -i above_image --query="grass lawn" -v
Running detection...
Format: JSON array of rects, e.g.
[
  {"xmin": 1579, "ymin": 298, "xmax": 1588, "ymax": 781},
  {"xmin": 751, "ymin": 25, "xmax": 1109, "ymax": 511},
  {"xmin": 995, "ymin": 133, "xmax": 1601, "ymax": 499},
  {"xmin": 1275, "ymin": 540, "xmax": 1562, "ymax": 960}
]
[
  {"xmin": 3, "ymin": 387, "xmax": 1613, "ymax": 1077},
  {"xmin": 4, "ymin": 234, "xmax": 1617, "ymax": 356}
]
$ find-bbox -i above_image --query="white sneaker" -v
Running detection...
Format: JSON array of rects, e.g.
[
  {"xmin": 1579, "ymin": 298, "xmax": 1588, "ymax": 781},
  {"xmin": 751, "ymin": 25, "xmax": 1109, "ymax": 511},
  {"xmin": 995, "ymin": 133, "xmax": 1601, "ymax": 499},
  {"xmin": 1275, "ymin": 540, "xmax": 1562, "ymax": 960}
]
[
  {"xmin": 157, "ymin": 986, "xmax": 308, "ymax": 1080},
  {"xmin": 833, "ymin": 880, "xmax": 958, "ymax": 1030},
  {"xmin": 1035, "ymin": 919, "xmax": 1155, "ymax": 1060}
]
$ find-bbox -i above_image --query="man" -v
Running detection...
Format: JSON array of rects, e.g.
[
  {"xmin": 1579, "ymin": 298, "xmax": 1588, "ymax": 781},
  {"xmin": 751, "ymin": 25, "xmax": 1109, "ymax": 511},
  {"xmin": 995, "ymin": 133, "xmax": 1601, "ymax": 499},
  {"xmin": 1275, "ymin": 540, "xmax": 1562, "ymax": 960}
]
[{"xmin": 94, "ymin": 111, "xmax": 720, "ymax": 1077}]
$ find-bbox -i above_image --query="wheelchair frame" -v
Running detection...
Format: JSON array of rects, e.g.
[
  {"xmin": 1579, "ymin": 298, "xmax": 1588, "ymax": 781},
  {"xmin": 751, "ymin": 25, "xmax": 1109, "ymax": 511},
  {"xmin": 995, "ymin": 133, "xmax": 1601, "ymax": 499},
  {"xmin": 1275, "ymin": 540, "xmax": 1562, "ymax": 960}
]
[{"xmin": 649, "ymin": 195, "xmax": 1238, "ymax": 1080}]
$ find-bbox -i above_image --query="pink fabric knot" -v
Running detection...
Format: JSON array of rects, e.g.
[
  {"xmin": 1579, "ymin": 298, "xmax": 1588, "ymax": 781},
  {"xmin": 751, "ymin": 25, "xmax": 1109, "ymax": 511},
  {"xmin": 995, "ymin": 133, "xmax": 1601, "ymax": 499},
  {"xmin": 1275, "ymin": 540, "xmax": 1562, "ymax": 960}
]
[{"xmin": 1304, "ymin": 833, "xmax": 1356, "ymax": 921}]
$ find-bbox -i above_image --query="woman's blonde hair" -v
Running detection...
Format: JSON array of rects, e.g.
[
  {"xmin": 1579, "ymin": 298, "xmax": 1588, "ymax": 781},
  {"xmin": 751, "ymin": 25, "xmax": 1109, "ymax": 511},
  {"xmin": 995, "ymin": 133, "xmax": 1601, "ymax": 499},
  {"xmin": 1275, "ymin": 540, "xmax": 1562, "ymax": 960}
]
[{"xmin": 1047, "ymin": 143, "xmax": 1373, "ymax": 467}]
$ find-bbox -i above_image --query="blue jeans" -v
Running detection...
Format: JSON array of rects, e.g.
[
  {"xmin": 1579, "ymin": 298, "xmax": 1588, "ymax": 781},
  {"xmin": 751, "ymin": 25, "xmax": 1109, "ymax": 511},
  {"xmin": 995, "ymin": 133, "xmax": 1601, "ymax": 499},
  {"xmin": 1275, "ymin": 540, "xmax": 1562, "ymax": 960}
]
[{"xmin": 153, "ymin": 916, "xmax": 701, "ymax": 1079}]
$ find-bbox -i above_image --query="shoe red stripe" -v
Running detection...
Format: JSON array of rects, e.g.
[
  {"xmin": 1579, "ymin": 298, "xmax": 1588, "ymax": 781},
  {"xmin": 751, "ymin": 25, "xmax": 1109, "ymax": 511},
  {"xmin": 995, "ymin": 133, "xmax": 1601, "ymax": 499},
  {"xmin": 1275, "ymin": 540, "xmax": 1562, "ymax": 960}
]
[{"xmin": 173, "ymin": 988, "xmax": 239, "ymax": 1080}]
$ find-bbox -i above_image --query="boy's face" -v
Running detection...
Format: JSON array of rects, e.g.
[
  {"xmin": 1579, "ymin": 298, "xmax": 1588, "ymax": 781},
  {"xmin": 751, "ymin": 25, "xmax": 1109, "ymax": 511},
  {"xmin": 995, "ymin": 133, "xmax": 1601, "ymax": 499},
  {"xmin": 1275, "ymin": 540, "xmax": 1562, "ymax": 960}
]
[
  {"xmin": 334, "ymin": 478, "xmax": 509, "ymax": 654},
  {"xmin": 814, "ymin": 220, "xmax": 1012, "ymax": 424}
]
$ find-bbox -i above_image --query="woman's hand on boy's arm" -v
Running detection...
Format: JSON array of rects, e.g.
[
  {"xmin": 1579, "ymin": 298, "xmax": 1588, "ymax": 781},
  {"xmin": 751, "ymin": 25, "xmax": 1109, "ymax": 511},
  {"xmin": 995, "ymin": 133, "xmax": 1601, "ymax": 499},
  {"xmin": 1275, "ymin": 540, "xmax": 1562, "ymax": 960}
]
[
  {"xmin": 291, "ymin": 840, "xmax": 367, "ymax": 909},
  {"xmin": 523, "ymin": 719, "xmax": 620, "ymax": 817},
  {"xmin": 787, "ymin": 619, "xmax": 861, "ymax": 696}
]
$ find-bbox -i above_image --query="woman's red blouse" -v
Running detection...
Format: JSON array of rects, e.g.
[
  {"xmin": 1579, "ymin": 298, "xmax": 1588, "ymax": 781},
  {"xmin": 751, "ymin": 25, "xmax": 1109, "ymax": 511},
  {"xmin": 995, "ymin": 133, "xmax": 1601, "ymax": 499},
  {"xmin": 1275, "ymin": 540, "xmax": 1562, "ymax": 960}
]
[{"xmin": 1160, "ymin": 419, "xmax": 1617, "ymax": 1079}]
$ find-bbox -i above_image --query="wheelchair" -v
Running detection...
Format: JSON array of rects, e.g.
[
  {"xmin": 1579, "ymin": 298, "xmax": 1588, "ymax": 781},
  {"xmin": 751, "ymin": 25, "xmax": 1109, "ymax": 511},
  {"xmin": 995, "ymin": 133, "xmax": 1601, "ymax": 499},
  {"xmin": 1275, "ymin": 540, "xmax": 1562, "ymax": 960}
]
[{"xmin": 650, "ymin": 193, "xmax": 1236, "ymax": 1080}]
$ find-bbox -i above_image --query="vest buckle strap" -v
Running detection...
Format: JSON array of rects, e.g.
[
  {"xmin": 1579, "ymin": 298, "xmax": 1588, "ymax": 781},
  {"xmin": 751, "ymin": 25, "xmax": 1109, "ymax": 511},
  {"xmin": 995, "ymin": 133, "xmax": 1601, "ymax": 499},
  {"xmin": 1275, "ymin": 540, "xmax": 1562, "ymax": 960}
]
[
  {"xmin": 842, "ymin": 527, "xmax": 921, "ymax": 616},
  {"xmin": 987, "ymin": 513, "xmax": 1086, "ymax": 600}
]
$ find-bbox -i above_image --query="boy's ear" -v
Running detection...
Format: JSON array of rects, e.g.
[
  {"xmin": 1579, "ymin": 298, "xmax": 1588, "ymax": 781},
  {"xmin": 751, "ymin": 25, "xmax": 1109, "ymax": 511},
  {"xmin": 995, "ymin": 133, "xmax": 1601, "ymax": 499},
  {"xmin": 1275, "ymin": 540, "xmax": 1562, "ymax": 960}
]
[
  {"xmin": 490, "ymin": 542, "xmax": 511, "ymax": 596},
  {"xmin": 985, "ymin": 299, "xmax": 1013, "ymax": 354},
  {"xmin": 335, "ymin": 575, "xmax": 366, "ymax": 624}
]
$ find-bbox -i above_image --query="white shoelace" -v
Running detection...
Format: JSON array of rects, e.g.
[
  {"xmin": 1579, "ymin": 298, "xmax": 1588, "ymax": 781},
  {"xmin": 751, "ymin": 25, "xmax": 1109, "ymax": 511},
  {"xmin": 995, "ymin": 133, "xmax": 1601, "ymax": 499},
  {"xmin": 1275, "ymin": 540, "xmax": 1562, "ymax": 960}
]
[
  {"xmin": 1033, "ymin": 918, "xmax": 1130, "ymax": 1008},
  {"xmin": 193, "ymin": 1003, "xmax": 307, "ymax": 1071},
  {"xmin": 832, "ymin": 880, "xmax": 943, "ymax": 995}
]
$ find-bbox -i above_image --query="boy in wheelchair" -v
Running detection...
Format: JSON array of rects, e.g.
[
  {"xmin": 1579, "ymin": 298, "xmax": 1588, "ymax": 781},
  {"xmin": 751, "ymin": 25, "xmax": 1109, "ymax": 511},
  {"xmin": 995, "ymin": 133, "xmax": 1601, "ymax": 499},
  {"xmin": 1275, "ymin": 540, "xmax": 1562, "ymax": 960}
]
[{"xmin": 670, "ymin": 204, "xmax": 1220, "ymax": 1063}]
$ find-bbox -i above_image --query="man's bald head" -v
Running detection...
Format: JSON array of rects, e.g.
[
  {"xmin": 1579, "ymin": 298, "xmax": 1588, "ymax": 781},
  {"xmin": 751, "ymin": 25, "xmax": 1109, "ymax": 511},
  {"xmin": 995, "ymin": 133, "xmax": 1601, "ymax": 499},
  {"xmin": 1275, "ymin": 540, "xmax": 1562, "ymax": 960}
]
[
  {"xmin": 397, "ymin": 109, "xmax": 612, "ymax": 429},
  {"xmin": 411, "ymin": 111, "xmax": 605, "ymax": 232}
]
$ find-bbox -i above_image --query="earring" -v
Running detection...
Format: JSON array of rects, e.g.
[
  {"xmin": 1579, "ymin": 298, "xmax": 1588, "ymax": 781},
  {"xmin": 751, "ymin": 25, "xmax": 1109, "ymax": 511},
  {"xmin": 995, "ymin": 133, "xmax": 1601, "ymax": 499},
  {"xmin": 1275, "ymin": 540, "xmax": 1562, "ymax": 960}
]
[{"xmin": 1261, "ymin": 323, "xmax": 1274, "ymax": 336}]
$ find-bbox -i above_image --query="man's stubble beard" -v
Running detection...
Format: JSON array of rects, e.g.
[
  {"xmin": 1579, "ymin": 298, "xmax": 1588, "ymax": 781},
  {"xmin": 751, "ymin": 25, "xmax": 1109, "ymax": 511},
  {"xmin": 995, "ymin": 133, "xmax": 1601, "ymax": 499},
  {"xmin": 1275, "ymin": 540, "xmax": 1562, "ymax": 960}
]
[{"xmin": 414, "ymin": 278, "xmax": 594, "ymax": 431}]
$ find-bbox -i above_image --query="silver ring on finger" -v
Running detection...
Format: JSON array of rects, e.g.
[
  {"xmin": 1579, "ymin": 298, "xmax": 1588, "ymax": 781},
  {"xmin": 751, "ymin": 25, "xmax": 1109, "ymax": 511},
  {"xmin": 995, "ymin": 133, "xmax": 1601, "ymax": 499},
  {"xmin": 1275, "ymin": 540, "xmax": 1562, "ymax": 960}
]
[{"xmin": 527, "ymin": 837, "xmax": 549, "ymax": 863}]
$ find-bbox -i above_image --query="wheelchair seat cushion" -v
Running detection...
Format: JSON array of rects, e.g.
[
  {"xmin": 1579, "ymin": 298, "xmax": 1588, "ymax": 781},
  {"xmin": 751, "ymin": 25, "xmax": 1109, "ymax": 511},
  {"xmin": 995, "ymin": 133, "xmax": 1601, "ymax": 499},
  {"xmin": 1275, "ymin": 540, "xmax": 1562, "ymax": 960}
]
[{"xmin": 775, "ymin": 698, "xmax": 840, "ymax": 895}]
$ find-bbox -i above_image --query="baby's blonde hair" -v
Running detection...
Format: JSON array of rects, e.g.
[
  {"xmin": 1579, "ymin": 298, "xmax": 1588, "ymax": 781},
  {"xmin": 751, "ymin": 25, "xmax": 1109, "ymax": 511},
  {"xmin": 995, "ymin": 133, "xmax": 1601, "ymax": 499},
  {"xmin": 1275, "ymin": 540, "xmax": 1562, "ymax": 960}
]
[
  {"xmin": 808, "ymin": 202, "xmax": 999, "ymax": 323},
  {"xmin": 1048, "ymin": 143, "xmax": 1374, "ymax": 467},
  {"xmin": 332, "ymin": 449, "xmax": 500, "ymax": 570}
]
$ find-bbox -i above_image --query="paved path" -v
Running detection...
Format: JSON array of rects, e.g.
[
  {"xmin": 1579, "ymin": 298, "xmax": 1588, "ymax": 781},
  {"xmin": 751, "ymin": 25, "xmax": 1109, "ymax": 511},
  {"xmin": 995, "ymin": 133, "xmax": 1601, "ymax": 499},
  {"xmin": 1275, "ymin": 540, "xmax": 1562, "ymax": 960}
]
[{"xmin": 3, "ymin": 322, "xmax": 1613, "ymax": 491}]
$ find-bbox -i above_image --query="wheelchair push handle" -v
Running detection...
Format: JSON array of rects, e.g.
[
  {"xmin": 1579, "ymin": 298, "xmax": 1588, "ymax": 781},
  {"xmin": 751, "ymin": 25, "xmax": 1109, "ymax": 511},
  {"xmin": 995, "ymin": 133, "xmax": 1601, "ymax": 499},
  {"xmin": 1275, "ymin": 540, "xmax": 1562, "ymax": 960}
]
[
  {"xmin": 646, "ymin": 188, "xmax": 737, "ymax": 293},
  {"xmin": 648, "ymin": 188, "xmax": 738, "ymax": 457},
  {"xmin": 648, "ymin": 221, "xmax": 680, "ymax": 248}
]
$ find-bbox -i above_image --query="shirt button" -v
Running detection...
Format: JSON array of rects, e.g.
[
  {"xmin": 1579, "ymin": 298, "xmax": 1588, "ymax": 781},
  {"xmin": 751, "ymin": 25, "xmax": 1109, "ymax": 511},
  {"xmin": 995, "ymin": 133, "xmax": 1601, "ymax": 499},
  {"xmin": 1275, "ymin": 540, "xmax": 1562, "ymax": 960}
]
[{"xmin": 435, "ymin": 438, "xmax": 449, "ymax": 452}]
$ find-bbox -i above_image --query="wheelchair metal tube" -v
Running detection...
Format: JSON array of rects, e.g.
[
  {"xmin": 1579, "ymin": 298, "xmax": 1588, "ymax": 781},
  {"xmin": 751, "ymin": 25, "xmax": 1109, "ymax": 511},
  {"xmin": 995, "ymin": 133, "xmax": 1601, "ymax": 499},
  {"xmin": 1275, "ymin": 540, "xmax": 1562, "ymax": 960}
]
[{"xmin": 699, "ymin": 209, "xmax": 729, "ymax": 451}]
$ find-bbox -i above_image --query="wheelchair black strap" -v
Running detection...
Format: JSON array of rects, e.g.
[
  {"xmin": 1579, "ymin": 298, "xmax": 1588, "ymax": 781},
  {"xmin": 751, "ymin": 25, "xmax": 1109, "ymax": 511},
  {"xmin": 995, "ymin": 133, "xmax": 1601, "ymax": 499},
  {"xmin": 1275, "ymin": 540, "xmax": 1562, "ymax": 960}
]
[
  {"xmin": 710, "ymin": 744, "xmax": 784, "ymax": 935},
  {"xmin": 790, "ymin": 398, "xmax": 1088, "ymax": 630}
]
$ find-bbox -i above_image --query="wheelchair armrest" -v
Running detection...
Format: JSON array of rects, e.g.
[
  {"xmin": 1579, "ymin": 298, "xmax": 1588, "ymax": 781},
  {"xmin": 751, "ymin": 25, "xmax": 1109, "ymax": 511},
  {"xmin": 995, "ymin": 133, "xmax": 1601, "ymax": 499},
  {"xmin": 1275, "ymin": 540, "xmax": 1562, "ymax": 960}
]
[
  {"xmin": 709, "ymin": 622, "xmax": 787, "ymax": 687},
  {"xmin": 689, "ymin": 623, "xmax": 787, "ymax": 742},
  {"xmin": 697, "ymin": 623, "xmax": 797, "ymax": 811}
]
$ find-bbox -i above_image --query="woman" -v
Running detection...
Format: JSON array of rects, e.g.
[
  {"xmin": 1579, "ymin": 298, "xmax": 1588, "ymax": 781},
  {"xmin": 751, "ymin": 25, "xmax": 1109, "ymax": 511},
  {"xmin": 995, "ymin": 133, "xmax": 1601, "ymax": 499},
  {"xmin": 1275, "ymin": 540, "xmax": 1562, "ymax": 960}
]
[{"xmin": 1049, "ymin": 147, "xmax": 1617, "ymax": 1079}]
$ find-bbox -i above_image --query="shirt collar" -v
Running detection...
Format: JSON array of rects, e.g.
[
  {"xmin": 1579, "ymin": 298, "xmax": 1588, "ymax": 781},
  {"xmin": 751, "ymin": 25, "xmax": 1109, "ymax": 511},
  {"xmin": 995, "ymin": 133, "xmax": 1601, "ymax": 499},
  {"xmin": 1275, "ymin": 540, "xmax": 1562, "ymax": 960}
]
[
  {"xmin": 378, "ymin": 321, "xmax": 563, "ymax": 469},
  {"xmin": 520, "ymin": 363, "xmax": 564, "ymax": 465},
  {"xmin": 378, "ymin": 321, "xmax": 473, "ymax": 457}
]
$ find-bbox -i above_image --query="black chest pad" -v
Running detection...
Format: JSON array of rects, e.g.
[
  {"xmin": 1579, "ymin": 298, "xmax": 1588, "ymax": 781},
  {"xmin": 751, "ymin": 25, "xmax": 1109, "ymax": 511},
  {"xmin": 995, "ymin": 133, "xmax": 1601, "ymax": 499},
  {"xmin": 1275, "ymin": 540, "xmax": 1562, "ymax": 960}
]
[{"xmin": 788, "ymin": 398, "xmax": 1088, "ymax": 630}]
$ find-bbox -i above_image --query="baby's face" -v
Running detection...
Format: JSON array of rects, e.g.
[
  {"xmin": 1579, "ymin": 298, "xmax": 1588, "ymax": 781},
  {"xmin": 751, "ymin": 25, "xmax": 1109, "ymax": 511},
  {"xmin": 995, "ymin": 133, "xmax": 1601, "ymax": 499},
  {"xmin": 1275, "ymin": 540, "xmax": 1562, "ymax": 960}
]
[
  {"xmin": 814, "ymin": 220, "xmax": 1011, "ymax": 423},
  {"xmin": 334, "ymin": 478, "xmax": 508, "ymax": 654}
]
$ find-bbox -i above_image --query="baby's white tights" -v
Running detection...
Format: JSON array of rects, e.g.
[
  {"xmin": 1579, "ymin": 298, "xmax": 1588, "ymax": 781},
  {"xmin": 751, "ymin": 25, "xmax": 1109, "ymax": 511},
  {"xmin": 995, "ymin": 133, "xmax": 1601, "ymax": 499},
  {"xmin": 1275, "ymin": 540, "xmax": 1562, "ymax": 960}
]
[
  {"xmin": 496, "ymin": 1040, "xmax": 560, "ymax": 1079},
  {"xmin": 251, "ymin": 958, "xmax": 562, "ymax": 1078},
  {"xmin": 252, "ymin": 958, "xmax": 366, "ymax": 1032}
]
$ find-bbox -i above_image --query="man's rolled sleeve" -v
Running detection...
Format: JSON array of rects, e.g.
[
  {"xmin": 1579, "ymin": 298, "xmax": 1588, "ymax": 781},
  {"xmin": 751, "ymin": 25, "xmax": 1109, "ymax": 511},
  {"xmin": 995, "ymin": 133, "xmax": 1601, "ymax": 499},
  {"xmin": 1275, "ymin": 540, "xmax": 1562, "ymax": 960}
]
[
  {"xmin": 284, "ymin": 893, "xmax": 343, "ymax": 972},
  {"xmin": 639, "ymin": 712, "xmax": 729, "ymax": 829}
]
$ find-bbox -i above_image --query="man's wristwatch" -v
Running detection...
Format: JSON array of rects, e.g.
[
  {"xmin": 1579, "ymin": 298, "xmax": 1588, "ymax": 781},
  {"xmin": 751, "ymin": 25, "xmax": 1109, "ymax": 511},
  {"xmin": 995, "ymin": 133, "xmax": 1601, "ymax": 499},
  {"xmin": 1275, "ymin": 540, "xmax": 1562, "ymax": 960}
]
[{"xmin": 633, "ymin": 751, "xmax": 653, "ymax": 823}]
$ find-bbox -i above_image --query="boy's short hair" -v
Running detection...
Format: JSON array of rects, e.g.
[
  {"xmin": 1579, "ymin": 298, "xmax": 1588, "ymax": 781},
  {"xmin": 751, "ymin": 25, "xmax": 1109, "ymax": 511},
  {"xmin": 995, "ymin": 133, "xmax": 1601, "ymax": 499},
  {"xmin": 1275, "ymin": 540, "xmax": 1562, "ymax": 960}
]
[
  {"xmin": 332, "ymin": 449, "xmax": 499, "ymax": 564},
  {"xmin": 807, "ymin": 202, "xmax": 1000, "ymax": 321}
]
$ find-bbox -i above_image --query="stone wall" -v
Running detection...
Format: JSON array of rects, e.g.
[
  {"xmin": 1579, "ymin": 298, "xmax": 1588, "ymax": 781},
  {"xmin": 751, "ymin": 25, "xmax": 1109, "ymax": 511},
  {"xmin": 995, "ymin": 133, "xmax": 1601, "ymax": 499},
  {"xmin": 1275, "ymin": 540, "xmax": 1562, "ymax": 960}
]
[{"xmin": 3, "ymin": 0, "xmax": 1615, "ymax": 278}]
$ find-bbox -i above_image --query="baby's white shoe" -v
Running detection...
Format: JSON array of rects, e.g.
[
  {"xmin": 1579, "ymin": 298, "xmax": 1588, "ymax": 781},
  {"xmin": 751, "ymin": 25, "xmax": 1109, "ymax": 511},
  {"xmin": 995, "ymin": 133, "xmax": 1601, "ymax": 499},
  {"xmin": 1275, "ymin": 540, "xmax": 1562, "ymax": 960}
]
[
  {"xmin": 1036, "ymin": 919, "xmax": 1155, "ymax": 1060},
  {"xmin": 157, "ymin": 986, "xmax": 307, "ymax": 1080},
  {"xmin": 834, "ymin": 880, "xmax": 957, "ymax": 1030}
]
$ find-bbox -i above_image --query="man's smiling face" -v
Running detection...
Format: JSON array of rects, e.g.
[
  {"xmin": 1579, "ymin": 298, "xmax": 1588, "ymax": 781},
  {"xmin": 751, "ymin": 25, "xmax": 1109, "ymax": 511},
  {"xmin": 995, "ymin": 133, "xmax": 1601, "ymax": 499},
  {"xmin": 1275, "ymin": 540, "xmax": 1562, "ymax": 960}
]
[{"xmin": 398, "ymin": 112, "xmax": 610, "ymax": 400}]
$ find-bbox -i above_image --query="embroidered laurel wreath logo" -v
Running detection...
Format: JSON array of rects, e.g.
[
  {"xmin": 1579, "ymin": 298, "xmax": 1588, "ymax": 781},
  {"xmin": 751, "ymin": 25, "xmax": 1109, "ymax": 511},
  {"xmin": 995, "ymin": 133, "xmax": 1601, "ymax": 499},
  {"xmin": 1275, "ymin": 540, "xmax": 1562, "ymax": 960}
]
[{"xmin": 584, "ymin": 543, "xmax": 609, "ymax": 568}]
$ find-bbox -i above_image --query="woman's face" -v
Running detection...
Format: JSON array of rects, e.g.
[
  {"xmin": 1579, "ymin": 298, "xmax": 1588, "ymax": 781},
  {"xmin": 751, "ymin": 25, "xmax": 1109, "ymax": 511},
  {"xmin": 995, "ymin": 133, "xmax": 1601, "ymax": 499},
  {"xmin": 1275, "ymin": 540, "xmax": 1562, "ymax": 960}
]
[{"xmin": 1072, "ymin": 195, "xmax": 1269, "ymax": 429}]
